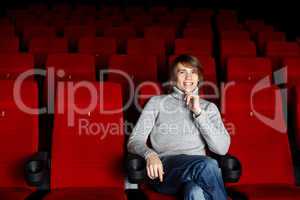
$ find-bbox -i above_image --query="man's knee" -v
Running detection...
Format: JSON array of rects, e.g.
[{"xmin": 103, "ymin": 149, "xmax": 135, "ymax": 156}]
[
  {"xmin": 183, "ymin": 181, "xmax": 205, "ymax": 200},
  {"xmin": 193, "ymin": 158, "xmax": 221, "ymax": 181}
]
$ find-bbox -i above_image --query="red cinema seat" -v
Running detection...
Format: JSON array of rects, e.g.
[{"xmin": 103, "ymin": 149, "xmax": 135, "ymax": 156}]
[
  {"xmin": 0, "ymin": 25, "xmax": 16, "ymax": 38},
  {"xmin": 43, "ymin": 82, "xmax": 126, "ymax": 200},
  {"xmin": 29, "ymin": 37, "xmax": 68, "ymax": 67},
  {"xmin": 244, "ymin": 20, "xmax": 266, "ymax": 35},
  {"xmin": 78, "ymin": 37, "xmax": 117, "ymax": 68},
  {"xmin": 64, "ymin": 25, "xmax": 96, "ymax": 42},
  {"xmin": 174, "ymin": 39, "xmax": 213, "ymax": 56},
  {"xmin": 108, "ymin": 55, "xmax": 157, "ymax": 99},
  {"xmin": 144, "ymin": 26, "xmax": 176, "ymax": 51},
  {"xmin": 0, "ymin": 80, "xmax": 39, "ymax": 200},
  {"xmin": 183, "ymin": 27, "xmax": 213, "ymax": 40},
  {"xmin": 283, "ymin": 58, "xmax": 300, "ymax": 85},
  {"xmin": 103, "ymin": 26, "xmax": 136, "ymax": 50},
  {"xmin": 0, "ymin": 53, "xmax": 34, "ymax": 79},
  {"xmin": 266, "ymin": 42, "xmax": 300, "ymax": 68},
  {"xmin": 220, "ymin": 40, "xmax": 257, "ymax": 68},
  {"xmin": 257, "ymin": 31, "xmax": 286, "ymax": 53},
  {"xmin": 127, "ymin": 38, "xmax": 166, "ymax": 74},
  {"xmin": 108, "ymin": 55, "xmax": 157, "ymax": 84},
  {"xmin": 222, "ymin": 83, "xmax": 300, "ymax": 199},
  {"xmin": 46, "ymin": 53, "xmax": 95, "ymax": 81},
  {"xmin": 227, "ymin": 57, "xmax": 273, "ymax": 82},
  {"xmin": 0, "ymin": 37, "xmax": 19, "ymax": 53},
  {"xmin": 220, "ymin": 30, "xmax": 251, "ymax": 40},
  {"xmin": 23, "ymin": 26, "xmax": 56, "ymax": 45}
]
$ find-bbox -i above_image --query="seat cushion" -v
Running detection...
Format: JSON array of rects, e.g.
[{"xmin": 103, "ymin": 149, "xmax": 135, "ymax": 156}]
[
  {"xmin": 0, "ymin": 188, "xmax": 32, "ymax": 200},
  {"xmin": 44, "ymin": 188, "xmax": 126, "ymax": 200},
  {"xmin": 141, "ymin": 184, "xmax": 232, "ymax": 200},
  {"xmin": 229, "ymin": 184, "xmax": 300, "ymax": 200}
]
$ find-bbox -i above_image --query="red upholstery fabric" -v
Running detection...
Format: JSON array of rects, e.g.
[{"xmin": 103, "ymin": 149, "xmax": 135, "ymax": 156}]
[
  {"xmin": 229, "ymin": 184, "xmax": 300, "ymax": 200},
  {"xmin": 220, "ymin": 40, "xmax": 256, "ymax": 67},
  {"xmin": 257, "ymin": 31, "xmax": 286, "ymax": 52},
  {"xmin": 46, "ymin": 53, "xmax": 95, "ymax": 80},
  {"xmin": 220, "ymin": 30, "xmax": 250, "ymax": 40},
  {"xmin": 0, "ymin": 188, "xmax": 33, "ymax": 200},
  {"xmin": 0, "ymin": 25, "xmax": 16, "ymax": 37},
  {"xmin": 108, "ymin": 54, "xmax": 157, "ymax": 84},
  {"xmin": 183, "ymin": 27, "xmax": 213, "ymax": 40},
  {"xmin": 174, "ymin": 39, "xmax": 213, "ymax": 56},
  {"xmin": 29, "ymin": 37, "xmax": 68, "ymax": 67},
  {"xmin": 64, "ymin": 25, "xmax": 96, "ymax": 41},
  {"xmin": 78, "ymin": 37, "xmax": 117, "ymax": 67},
  {"xmin": 0, "ymin": 37, "xmax": 19, "ymax": 53},
  {"xmin": 23, "ymin": 26, "xmax": 56, "ymax": 43},
  {"xmin": 0, "ymin": 80, "xmax": 38, "ymax": 193},
  {"xmin": 144, "ymin": 26, "xmax": 176, "ymax": 47},
  {"xmin": 227, "ymin": 57, "xmax": 272, "ymax": 82},
  {"xmin": 50, "ymin": 82, "xmax": 124, "ymax": 189},
  {"xmin": 266, "ymin": 41, "xmax": 300, "ymax": 68},
  {"xmin": 0, "ymin": 53, "xmax": 34, "ymax": 79},
  {"xmin": 222, "ymin": 83, "xmax": 296, "ymax": 198},
  {"xmin": 127, "ymin": 38, "xmax": 166, "ymax": 71},
  {"xmin": 44, "ymin": 188, "xmax": 127, "ymax": 200}
]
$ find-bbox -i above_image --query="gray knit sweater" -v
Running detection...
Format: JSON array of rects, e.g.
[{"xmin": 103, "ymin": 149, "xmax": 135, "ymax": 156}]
[{"xmin": 127, "ymin": 86, "xmax": 230, "ymax": 159}]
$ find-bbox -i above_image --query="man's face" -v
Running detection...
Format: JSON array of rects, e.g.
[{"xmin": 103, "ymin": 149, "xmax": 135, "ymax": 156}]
[{"xmin": 175, "ymin": 63, "xmax": 199, "ymax": 93}]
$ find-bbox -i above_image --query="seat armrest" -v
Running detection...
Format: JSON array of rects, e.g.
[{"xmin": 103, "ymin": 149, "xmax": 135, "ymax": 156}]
[
  {"xmin": 24, "ymin": 151, "xmax": 50, "ymax": 190},
  {"xmin": 212, "ymin": 154, "xmax": 242, "ymax": 183},
  {"xmin": 126, "ymin": 153, "xmax": 147, "ymax": 184}
]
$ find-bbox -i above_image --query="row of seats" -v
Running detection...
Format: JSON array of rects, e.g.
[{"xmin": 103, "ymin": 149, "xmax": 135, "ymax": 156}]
[
  {"xmin": 1, "ymin": 52, "xmax": 299, "ymax": 87},
  {"xmin": 1, "ymin": 79, "xmax": 298, "ymax": 200}
]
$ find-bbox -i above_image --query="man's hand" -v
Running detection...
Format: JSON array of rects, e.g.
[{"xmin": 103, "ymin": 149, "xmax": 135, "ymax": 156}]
[
  {"xmin": 146, "ymin": 153, "xmax": 164, "ymax": 182},
  {"xmin": 185, "ymin": 93, "xmax": 202, "ymax": 115}
]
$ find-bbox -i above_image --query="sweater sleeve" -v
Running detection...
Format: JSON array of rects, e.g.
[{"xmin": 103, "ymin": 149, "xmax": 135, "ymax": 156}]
[
  {"xmin": 194, "ymin": 102, "xmax": 231, "ymax": 155},
  {"xmin": 127, "ymin": 97, "xmax": 159, "ymax": 159}
]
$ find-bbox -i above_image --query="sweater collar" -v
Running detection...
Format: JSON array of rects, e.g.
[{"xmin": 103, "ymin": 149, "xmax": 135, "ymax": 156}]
[{"xmin": 171, "ymin": 86, "xmax": 199, "ymax": 101}]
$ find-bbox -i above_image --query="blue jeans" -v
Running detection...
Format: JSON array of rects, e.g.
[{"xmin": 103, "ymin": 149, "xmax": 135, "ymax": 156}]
[{"xmin": 148, "ymin": 154, "xmax": 228, "ymax": 200}]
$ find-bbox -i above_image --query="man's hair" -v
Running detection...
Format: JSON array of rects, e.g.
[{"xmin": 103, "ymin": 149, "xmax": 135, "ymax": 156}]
[{"xmin": 169, "ymin": 54, "xmax": 204, "ymax": 84}]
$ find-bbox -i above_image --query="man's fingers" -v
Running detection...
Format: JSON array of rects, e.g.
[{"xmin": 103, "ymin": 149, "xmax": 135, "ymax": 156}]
[
  {"xmin": 147, "ymin": 166, "xmax": 152, "ymax": 179},
  {"xmin": 150, "ymin": 165, "xmax": 155, "ymax": 179},
  {"xmin": 153, "ymin": 165, "xmax": 158, "ymax": 178},
  {"xmin": 158, "ymin": 167, "xmax": 164, "ymax": 182}
]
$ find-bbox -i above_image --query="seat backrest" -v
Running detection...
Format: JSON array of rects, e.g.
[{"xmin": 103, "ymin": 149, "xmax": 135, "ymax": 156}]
[
  {"xmin": 78, "ymin": 37, "xmax": 117, "ymax": 55},
  {"xmin": 108, "ymin": 55, "xmax": 157, "ymax": 84},
  {"xmin": 46, "ymin": 53, "xmax": 95, "ymax": 81},
  {"xmin": 51, "ymin": 82, "xmax": 124, "ymax": 188},
  {"xmin": 220, "ymin": 30, "xmax": 250, "ymax": 40},
  {"xmin": 0, "ymin": 80, "xmax": 38, "ymax": 187},
  {"xmin": 127, "ymin": 38, "xmax": 165, "ymax": 56},
  {"xmin": 266, "ymin": 41, "xmax": 300, "ymax": 57},
  {"xmin": 221, "ymin": 40, "xmax": 256, "ymax": 66},
  {"xmin": 0, "ymin": 37, "xmax": 19, "ymax": 53},
  {"xmin": 227, "ymin": 57, "xmax": 273, "ymax": 82},
  {"xmin": 0, "ymin": 53, "xmax": 34, "ymax": 79},
  {"xmin": 29, "ymin": 37, "xmax": 68, "ymax": 54},
  {"xmin": 222, "ymin": 83, "xmax": 294, "ymax": 185},
  {"xmin": 174, "ymin": 39, "xmax": 212, "ymax": 56}
]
